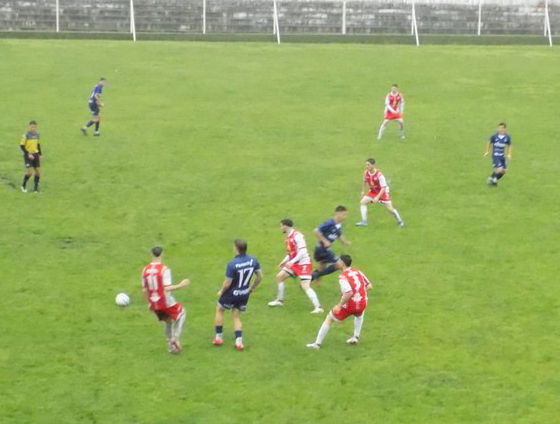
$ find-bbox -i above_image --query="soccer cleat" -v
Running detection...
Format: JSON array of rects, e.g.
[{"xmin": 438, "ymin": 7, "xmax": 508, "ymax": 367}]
[
  {"xmin": 93, "ymin": 131, "xmax": 100, "ymax": 137},
  {"xmin": 212, "ymin": 338, "xmax": 223, "ymax": 346},
  {"xmin": 487, "ymin": 177, "xmax": 497, "ymax": 186},
  {"xmin": 398, "ymin": 221, "xmax": 405, "ymax": 228},
  {"xmin": 346, "ymin": 336, "xmax": 359, "ymax": 345},
  {"xmin": 310, "ymin": 307, "xmax": 324, "ymax": 314},
  {"xmin": 235, "ymin": 343, "xmax": 244, "ymax": 351},
  {"xmin": 170, "ymin": 339, "xmax": 182, "ymax": 353},
  {"xmin": 81, "ymin": 127, "xmax": 87, "ymax": 135},
  {"xmin": 400, "ymin": 134, "xmax": 406, "ymax": 140},
  {"xmin": 355, "ymin": 221, "xmax": 368, "ymax": 227},
  {"xmin": 21, "ymin": 186, "xmax": 27, "ymax": 193},
  {"xmin": 268, "ymin": 299, "xmax": 284, "ymax": 307},
  {"xmin": 306, "ymin": 343, "xmax": 321, "ymax": 349}
]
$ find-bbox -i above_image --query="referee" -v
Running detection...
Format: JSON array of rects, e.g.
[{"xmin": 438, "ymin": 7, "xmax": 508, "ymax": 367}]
[{"xmin": 20, "ymin": 120, "xmax": 42, "ymax": 193}]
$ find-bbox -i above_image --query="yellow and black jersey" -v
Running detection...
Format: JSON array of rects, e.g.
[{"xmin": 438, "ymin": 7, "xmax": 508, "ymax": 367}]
[{"xmin": 20, "ymin": 131, "xmax": 41, "ymax": 154}]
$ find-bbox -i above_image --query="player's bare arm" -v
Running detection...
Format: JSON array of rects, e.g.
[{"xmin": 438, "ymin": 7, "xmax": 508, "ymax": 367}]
[
  {"xmin": 164, "ymin": 278, "xmax": 190, "ymax": 292},
  {"xmin": 250, "ymin": 270, "xmax": 263, "ymax": 292},
  {"xmin": 484, "ymin": 141, "xmax": 491, "ymax": 157},
  {"xmin": 217, "ymin": 277, "xmax": 233, "ymax": 296},
  {"xmin": 507, "ymin": 145, "xmax": 513, "ymax": 160},
  {"xmin": 333, "ymin": 291, "xmax": 353, "ymax": 314},
  {"xmin": 340, "ymin": 235, "xmax": 351, "ymax": 246},
  {"xmin": 372, "ymin": 187, "xmax": 386, "ymax": 202},
  {"xmin": 314, "ymin": 228, "xmax": 331, "ymax": 248}
]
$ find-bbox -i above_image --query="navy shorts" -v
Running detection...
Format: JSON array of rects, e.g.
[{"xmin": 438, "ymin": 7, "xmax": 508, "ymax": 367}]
[
  {"xmin": 492, "ymin": 155, "xmax": 507, "ymax": 170},
  {"xmin": 218, "ymin": 291, "xmax": 250, "ymax": 312},
  {"xmin": 23, "ymin": 153, "xmax": 40, "ymax": 168},
  {"xmin": 314, "ymin": 245, "xmax": 339, "ymax": 264},
  {"xmin": 89, "ymin": 102, "xmax": 99, "ymax": 116}
]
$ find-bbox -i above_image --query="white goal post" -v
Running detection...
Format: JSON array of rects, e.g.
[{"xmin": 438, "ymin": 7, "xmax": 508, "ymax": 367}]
[
  {"xmin": 273, "ymin": 0, "xmax": 281, "ymax": 44},
  {"xmin": 130, "ymin": 0, "xmax": 137, "ymax": 41}
]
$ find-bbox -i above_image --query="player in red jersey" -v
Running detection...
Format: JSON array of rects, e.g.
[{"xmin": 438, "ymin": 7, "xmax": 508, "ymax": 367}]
[
  {"xmin": 306, "ymin": 254, "xmax": 372, "ymax": 348},
  {"xmin": 356, "ymin": 158, "xmax": 404, "ymax": 228},
  {"xmin": 268, "ymin": 219, "xmax": 323, "ymax": 314},
  {"xmin": 378, "ymin": 84, "xmax": 405, "ymax": 140},
  {"xmin": 142, "ymin": 246, "xmax": 191, "ymax": 354}
]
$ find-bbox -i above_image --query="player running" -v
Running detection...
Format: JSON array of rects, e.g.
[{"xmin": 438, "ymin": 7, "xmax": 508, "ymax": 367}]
[
  {"xmin": 356, "ymin": 158, "xmax": 404, "ymax": 228},
  {"xmin": 310, "ymin": 206, "xmax": 352, "ymax": 282},
  {"xmin": 213, "ymin": 239, "xmax": 263, "ymax": 351},
  {"xmin": 81, "ymin": 77, "xmax": 106, "ymax": 137},
  {"xmin": 377, "ymin": 84, "xmax": 405, "ymax": 140},
  {"xmin": 484, "ymin": 122, "xmax": 513, "ymax": 186},
  {"xmin": 268, "ymin": 219, "xmax": 323, "ymax": 314},
  {"xmin": 20, "ymin": 120, "xmax": 42, "ymax": 193},
  {"xmin": 142, "ymin": 246, "xmax": 191, "ymax": 354},
  {"xmin": 307, "ymin": 255, "xmax": 372, "ymax": 349}
]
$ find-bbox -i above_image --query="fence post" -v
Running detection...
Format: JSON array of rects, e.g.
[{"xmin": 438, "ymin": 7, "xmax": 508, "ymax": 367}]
[
  {"xmin": 412, "ymin": 1, "xmax": 419, "ymax": 46},
  {"xmin": 130, "ymin": 0, "xmax": 137, "ymax": 41},
  {"xmin": 202, "ymin": 0, "xmax": 206, "ymax": 34},
  {"xmin": 477, "ymin": 0, "xmax": 482, "ymax": 36},
  {"xmin": 545, "ymin": 0, "xmax": 553, "ymax": 46},
  {"xmin": 273, "ymin": 0, "xmax": 281, "ymax": 43},
  {"xmin": 55, "ymin": 0, "xmax": 60, "ymax": 32},
  {"xmin": 342, "ymin": 1, "xmax": 346, "ymax": 35}
]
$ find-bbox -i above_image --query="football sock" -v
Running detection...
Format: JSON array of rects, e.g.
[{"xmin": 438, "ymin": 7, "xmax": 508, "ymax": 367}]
[
  {"xmin": 165, "ymin": 321, "xmax": 172, "ymax": 341},
  {"xmin": 305, "ymin": 288, "xmax": 320, "ymax": 308},
  {"xmin": 33, "ymin": 175, "xmax": 40, "ymax": 191},
  {"xmin": 496, "ymin": 173, "xmax": 505, "ymax": 180},
  {"xmin": 277, "ymin": 281, "xmax": 285, "ymax": 301},
  {"xmin": 172, "ymin": 309, "xmax": 186, "ymax": 341},
  {"xmin": 360, "ymin": 205, "xmax": 368, "ymax": 222},
  {"xmin": 390, "ymin": 208, "xmax": 402, "ymax": 223},
  {"xmin": 378, "ymin": 124, "xmax": 386, "ymax": 139},
  {"xmin": 235, "ymin": 330, "xmax": 242, "ymax": 345},
  {"xmin": 353, "ymin": 314, "xmax": 364, "ymax": 338},
  {"xmin": 316, "ymin": 264, "xmax": 338, "ymax": 278},
  {"xmin": 315, "ymin": 322, "xmax": 330, "ymax": 345},
  {"xmin": 491, "ymin": 172, "xmax": 498, "ymax": 179},
  {"xmin": 22, "ymin": 174, "xmax": 30, "ymax": 187},
  {"xmin": 86, "ymin": 120, "xmax": 94, "ymax": 128},
  {"xmin": 215, "ymin": 325, "xmax": 223, "ymax": 340},
  {"xmin": 95, "ymin": 121, "xmax": 100, "ymax": 131}
]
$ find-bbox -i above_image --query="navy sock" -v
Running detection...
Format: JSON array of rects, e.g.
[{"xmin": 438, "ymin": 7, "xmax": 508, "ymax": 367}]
[
  {"xmin": 496, "ymin": 173, "xmax": 505, "ymax": 180},
  {"xmin": 33, "ymin": 175, "xmax": 40, "ymax": 191},
  {"xmin": 316, "ymin": 264, "xmax": 338, "ymax": 278},
  {"xmin": 491, "ymin": 172, "xmax": 498, "ymax": 179},
  {"xmin": 22, "ymin": 174, "xmax": 30, "ymax": 187},
  {"xmin": 94, "ymin": 122, "xmax": 100, "ymax": 131},
  {"xmin": 86, "ymin": 121, "xmax": 94, "ymax": 127},
  {"xmin": 235, "ymin": 330, "xmax": 242, "ymax": 339},
  {"xmin": 215, "ymin": 325, "xmax": 223, "ymax": 335}
]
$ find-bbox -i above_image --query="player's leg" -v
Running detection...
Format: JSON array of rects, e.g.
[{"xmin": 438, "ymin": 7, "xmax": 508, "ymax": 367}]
[
  {"xmin": 347, "ymin": 311, "xmax": 365, "ymax": 345},
  {"xmin": 213, "ymin": 304, "xmax": 225, "ymax": 345},
  {"xmin": 356, "ymin": 196, "xmax": 373, "ymax": 226},
  {"xmin": 231, "ymin": 308, "xmax": 243, "ymax": 350},
  {"xmin": 377, "ymin": 119, "xmax": 389, "ymax": 140},
  {"xmin": 33, "ymin": 166, "xmax": 40, "ymax": 193},
  {"xmin": 385, "ymin": 201, "xmax": 404, "ymax": 227},
  {"xmin": 307, "ymin": 314, "xmax": 335, "ymax": 349},
  {"xmin": 164, "ymin": 318, "xmax": 174, "ymax": 352},
  {"xmin": 22, "ymin": 161, "xmax": 32, "ymax": 192},
  {"xmin": 269, "ymin": 269, "xmax": 290, "ymax": 306},
  {"xmin": 170, "ymin": 308, "xmax": 186, "ymax": 353},
  {"xmin": 313, "ymin": 257, "xmax": 343, "ymax": 280},
  {"xmin": 94, "ymin": 115, "xmax": 101, "ymax": 136},
  {"xmin": 300, "ymin": 278, "xmax": 323, "ymax": 313},
  {"xmin": 82, "ymin": 106, "xmax": 97, "ymax": 134},
  {"xmin": 495, "ymin": 158, "xmax": 507, "ymax": 180},
  {"xmin": 397, "ymin": 118, "xmax": 405, "ymax": 139}
]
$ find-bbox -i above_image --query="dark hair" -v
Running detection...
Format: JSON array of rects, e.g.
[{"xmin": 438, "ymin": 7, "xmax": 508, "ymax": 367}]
[
  {"xmin": 234, "ymin": 239, "xmax": 247, "ymax": 254},
  {"xmin": 335, "ymin": 205, "xmax": 347, "ymax": 212},
  {"xmin": 281, "ymin": 219, "xmax": 293, "ymax": 227},
  {"xmin": 151, "ymin": 246, "xmax": 163, "ymax": 257},
  {"xmin": 100, "ymin": 77, "xmax": 106, "ymax": 81},
  {"xmin": 29, "ymin": 120, "xmax": 37, "ymax": 125},
  {"xmin": 366, "ymin": 158, "xmax": 376, "ymax": 165},
  {"xmin": 498, "ymin": 122, "xmax": 506, "ymax": 128},
  {"xmin": 391, "ymin": 84, "xmax": 398, "ymax": 87},
  {"xmin": 340, "ymin": 254, "xmax": 352, "ymax": 267}
]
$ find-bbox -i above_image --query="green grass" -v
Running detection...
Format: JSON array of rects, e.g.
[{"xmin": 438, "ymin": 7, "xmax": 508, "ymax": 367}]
[{"xmin": 1, "ymin": 40, "xmax": 559, "ymax": 424}]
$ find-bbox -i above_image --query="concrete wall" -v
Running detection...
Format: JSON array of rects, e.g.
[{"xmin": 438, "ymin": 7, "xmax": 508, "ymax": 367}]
[{"xmin": 0, "ymin": 0, "xmax": 558, "ymax": 36}]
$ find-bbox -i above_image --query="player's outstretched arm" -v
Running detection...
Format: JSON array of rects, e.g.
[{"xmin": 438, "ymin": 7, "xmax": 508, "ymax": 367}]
[
  {"xmin": 217, "ymin": 278, "xmax": 233, "ymax": 296},
  {"xmin": 484, "ymin": 141, "xmax": 491, "ymax": 156},
  {"xmin": 507, "ymin": 145, "xmax": 513, "ymax": 160},
  {"xmin": 164, "ymin": 279, "xmax": 190, "ymax": 292},
  {"xmin": 250, "ymin": 270, "xmax": 263, "ymax": 292}
]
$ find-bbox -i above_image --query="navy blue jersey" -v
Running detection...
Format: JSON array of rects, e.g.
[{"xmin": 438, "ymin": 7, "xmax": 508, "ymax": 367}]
[
  {"xmin": 89, "ymin": 84, "xmax": 103, "ymax": 104},
  {"xmin": 224, "ymin": 254, "xmax": 261, "ymax": 297},
  {"xmin": 489, "ymin": 133, "xmax": 512, "ymax": 157},
  {"xmin": 316, "ymin": 218, "xmax": 343, "ymax": 247}
]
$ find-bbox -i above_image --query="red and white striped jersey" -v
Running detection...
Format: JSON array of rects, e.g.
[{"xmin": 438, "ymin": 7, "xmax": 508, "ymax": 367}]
[
  {"xmin": 364, "ymin": 169, "xmax": 389, "ymax": 194},
  {"xmin": 385, "ymin": 92, "xmax": 404, "ymax": 114},
  {"xmin": 339, "ymin": 267, "xmax": 371, "ymax": 311},
  {"xmin": 285, "ymin": 229, "xmax": 311, "ymax": 265},
  {"xmin": 141, "ymin": 263, "xmax": 177, "ymax": 311}
]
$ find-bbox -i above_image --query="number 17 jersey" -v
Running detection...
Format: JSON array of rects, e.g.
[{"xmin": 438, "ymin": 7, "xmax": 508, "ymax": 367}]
[{"xmin": 224, "ymin": 254, "xmax": 261, "ymax": 297}]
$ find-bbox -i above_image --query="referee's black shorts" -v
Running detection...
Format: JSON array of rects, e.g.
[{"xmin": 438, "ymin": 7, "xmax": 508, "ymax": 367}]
[{"xmin": 23, "ymin": 154, "xmax": 40, "ymax": 168}]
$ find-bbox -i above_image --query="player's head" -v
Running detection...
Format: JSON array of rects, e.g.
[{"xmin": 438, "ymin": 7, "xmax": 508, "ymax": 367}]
[
  {"xmin": 366, "ymin": 158, "xmax": 376, "ymax": 171},
  {"xmin": 334, "ymin": 205, "xmax": 348, "ymax": 222},
  {"xmin": 28, "ymin": 120, "xmax": 37, "ymax": 132},
  {"xmin": 498, "ymin": 122, "xmax": 507, "ymax": 134},
  {"xmin": 340, "ymin": 254, "xmax": 352, "ymax": 269},
  {"xmin": 280, "ymin": 219, "xmax": 294, "ymax": 233},
  {"xmin": 151, "ymin": 246, "xmax": 163, "ymax": 259},
  {"xmin": 391, "ymin": 84, "xmax": 398, "ymax": 93},
  {"xmin": 234, "ymin": 239, "xmax": 247, "ymax": 255},
  {"xmin": 100, "ymin": 77, "xmax": 107, "ymax": 86}
]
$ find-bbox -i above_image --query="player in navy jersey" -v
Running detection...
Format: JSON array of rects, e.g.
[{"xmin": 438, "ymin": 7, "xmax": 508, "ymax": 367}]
[
  {"xmin": 213, "ymin": 239, "xmax": 262, "ymax": 350},
  {"xmin": 81, "ymin": 78, "xmax": 106, "ymax": 137},
  {"xmin": 484, "ymin": 123, "xmax": 513, "ymax": 186},
  {"xmin": 311, "ymin": 205, "xmax": 352, "ymax": 282}
]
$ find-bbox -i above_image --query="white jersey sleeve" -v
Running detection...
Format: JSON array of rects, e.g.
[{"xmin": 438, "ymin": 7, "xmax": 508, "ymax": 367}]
[
  {"xmin": 385, "ymin": 94, "xmax": 397, "ymax": 114},
  {"xmin": 162, "ymin": 267, "xmax": 172, "ymax": 287},
  {"xmin": 291, "ymin": 232, "xmax": 310, "ymax": 264},
  {"xmin": 378, "ymin": 174, "xmax": 387, "ymax": 189},
  {"xmin": 399, "ymin": 95, "xmax": 405, "ymax": 113},
  {"xmin": 339, "ymin": 277, "xmax": 352, "ymax": 294}
]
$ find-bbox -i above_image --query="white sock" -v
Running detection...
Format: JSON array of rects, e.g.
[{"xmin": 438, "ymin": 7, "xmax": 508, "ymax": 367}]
[
  {"xmin": 378, "ymin": 124, "xmax": 386, "ymax": 139},
  {"xmin": 305, "ymin": 288, "xmax": 320, "ymax": 308},
  {"xmin": 277, "ymin": 281, "xmax": 285, "ymax": 301},
  {"xmin": 354, "ymin": 314, "xmax": 364, "ymax": 338},
  {"xmin": 172, "ymin": 309, "xmax": 186, "ymax": 341},
  {"xmin": 390, "ymin": 208, "xmax": 402, "ymax": 223},
  {"xmin": 235, "ymin": 336, "xmax": 243, "ymax": 345},
  {"xmin": 398, "ymin": 123, "xmax": 405, "ymax": 136},
  {"xmin": 360, "ymin": 204, "xmax": 368, "ymax": 222},
  {"xmin": 315, "ymin": 322, "xmax": 330, "ymax": 345},
  {"xmin": 165, "ymin": 321, "xmax": 172, "ymax": 342}
]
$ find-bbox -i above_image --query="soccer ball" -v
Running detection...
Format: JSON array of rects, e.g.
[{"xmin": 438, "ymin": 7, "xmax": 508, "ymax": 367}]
[{"xmin": 115, "ymin": 293, "xmax": 131, "ymax": 307}]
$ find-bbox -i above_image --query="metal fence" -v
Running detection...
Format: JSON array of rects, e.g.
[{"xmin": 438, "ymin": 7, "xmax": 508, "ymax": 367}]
[{"xmin": 0, "ymin": 0, "xmax": 557, "ymax": 45}]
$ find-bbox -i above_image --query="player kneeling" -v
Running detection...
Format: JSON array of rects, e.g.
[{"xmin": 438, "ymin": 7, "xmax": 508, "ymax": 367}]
[{"xmin": 306, "ymin": 255, "xmax": 372, "ymax": 349}]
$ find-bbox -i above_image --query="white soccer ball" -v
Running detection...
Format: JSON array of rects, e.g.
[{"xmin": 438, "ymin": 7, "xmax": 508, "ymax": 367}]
[{"xmin": 115, "ymin": 293, "xmax": 130, "ymax": 307}]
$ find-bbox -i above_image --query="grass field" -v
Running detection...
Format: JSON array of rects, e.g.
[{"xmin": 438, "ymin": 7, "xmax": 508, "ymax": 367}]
[{"xmin": 1, "ymin": 39, "xmax": 560, "ymax": 424}]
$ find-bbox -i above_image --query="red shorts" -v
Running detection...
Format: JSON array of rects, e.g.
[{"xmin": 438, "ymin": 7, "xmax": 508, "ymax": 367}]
[
  {"xmin": 153, "ymin": 303, "xmax": 183, "ymax": 321},
  {"xmin": 366, "ymin": 190, "xmax": 391, "ymax": 203},
  {"xmin": 284, "ymin": 263, "xmax": 312, "ymax": 280},
  {"xmin": 385, "ymin": 111, "xmax": 402, "ymax": 121},
  {"xmin": 331, "ymin": 306, "xmax": 365, "ymax": 322}
]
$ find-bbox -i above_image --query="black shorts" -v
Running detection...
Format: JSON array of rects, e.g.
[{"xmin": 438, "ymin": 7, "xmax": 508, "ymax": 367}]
[
  {"xmin": 218, "ymin": 291, "xmax": 250, "ymax": 312},
  {"xmin": 23, "ymin": 154, "xmax": 40, "ymax": 169},
  {"xmin": 89, "ymin": 102, "xmax": 100, "ymax": 116},
  {"xmin": 314, "ymin": 245, "xmax": 339, "ymax": 264}
]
